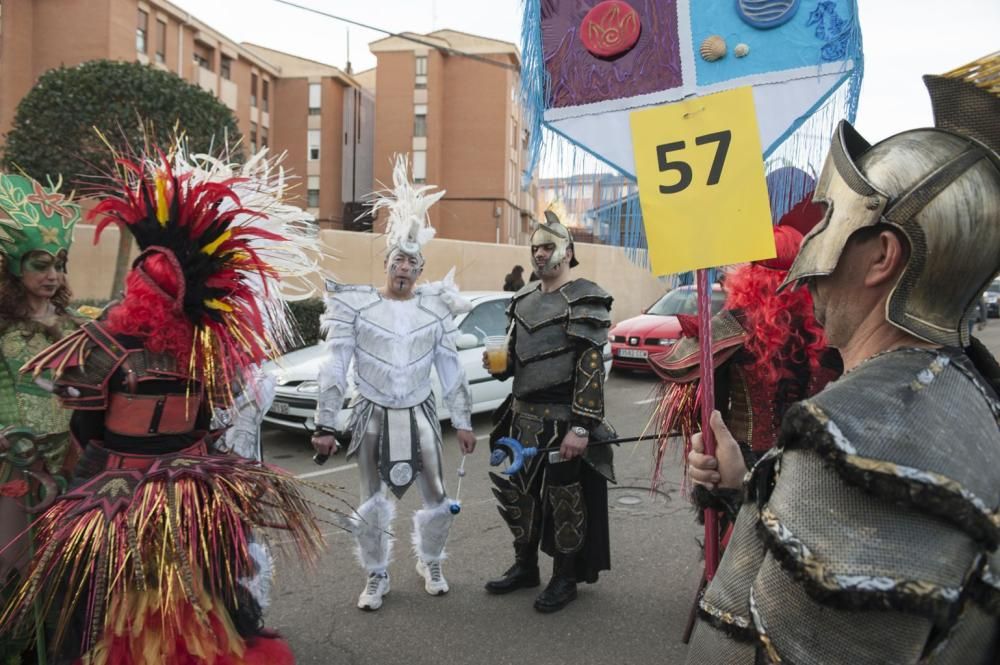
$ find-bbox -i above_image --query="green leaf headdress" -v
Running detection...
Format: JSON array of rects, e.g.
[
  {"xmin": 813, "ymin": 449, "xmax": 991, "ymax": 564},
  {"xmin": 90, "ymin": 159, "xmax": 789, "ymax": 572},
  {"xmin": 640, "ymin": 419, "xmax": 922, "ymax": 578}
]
[{"xmin": 0, "ymin": 174, "xmax": 80, "ymax": 276}]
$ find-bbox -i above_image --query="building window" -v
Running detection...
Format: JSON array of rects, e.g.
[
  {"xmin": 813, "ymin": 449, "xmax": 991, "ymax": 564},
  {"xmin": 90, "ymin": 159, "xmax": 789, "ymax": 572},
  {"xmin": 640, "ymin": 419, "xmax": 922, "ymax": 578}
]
[
  {"xmin": 220, "ymin": 56, "xmax": 232, "ymax": 80},
  {"xmin": 136, "ymin": 9, "xmax": 148, "ymax": 53},
  {"xmin": 250, "ymin": 122, "xmax": 258, "ymax": 153},
  {"xmin": 308, "ymin": 130, "xmax": 321, "ymax": 161},
  {"xmin": 261, "ymin": 126, "xmax": 268, "ymax": 149},
  {"xmin": 155, "ymin": 20, "xmax": 166, "ymax": 63},
  {"xmin": 412, "ymin": 150, "xmax": 427, "ymax": 184},
  {"xmin": 250, "ymin": 73, "xmax": 258, "ymax": 107},
  {"xmin": 193, "ymin": 52, "xmax": 211, "ymax": 70},
  {"xmin": 307, "ymin": 176, "xmax": 320, "ymax": 208},
  {"xmin": 308, "ymin": 83, "xmax": 321, "ymax": 115},
  {"xmin": 415, "ymin": 55, "xmax": 428, "ymax": 90},
  {"xmin": 262, "ymin": 80, "xmax": 269, "ymax": 113},
  {"xmin": 414, "ymin": 104, "xmax": 427, "ymax": 137}
]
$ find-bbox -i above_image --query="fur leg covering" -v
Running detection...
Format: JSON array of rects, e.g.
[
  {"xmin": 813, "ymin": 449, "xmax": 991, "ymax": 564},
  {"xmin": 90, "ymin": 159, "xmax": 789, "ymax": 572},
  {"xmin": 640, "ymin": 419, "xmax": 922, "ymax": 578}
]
[
  {"xmin": 412, "ymin": 500, "xmax": 455, "ymax": 563},
  {"xmin": 352, "ymin": 493, "xmax": 395, "ymax": 574}
]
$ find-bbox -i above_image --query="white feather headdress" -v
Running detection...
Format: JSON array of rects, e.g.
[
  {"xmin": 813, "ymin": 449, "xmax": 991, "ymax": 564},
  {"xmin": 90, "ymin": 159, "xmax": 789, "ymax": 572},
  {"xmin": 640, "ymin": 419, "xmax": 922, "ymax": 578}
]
[{"xmin": 370, "ymin": 154, "xmax": 445, "ymax": 257}]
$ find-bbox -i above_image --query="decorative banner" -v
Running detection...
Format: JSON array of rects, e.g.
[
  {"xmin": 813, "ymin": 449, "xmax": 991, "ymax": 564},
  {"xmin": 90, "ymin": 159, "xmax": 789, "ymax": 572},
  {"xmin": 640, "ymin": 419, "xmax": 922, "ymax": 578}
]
[
  {"xmin": 630, "ymin": 86, "xmax": 774, "ymax": 275},
  {"xmin": 523, "ymin": 0, "xmax": 861, "ymax": 178}
]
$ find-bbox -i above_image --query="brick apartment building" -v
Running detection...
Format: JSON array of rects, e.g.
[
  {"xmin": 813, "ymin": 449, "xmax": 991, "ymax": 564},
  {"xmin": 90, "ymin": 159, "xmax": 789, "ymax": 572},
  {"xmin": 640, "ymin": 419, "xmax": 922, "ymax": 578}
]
[
  {"xmin": 0, "ymin": 0, "xmax": 372, "ymax": 227},
  {"xmin": 369, "ymin": 30, "xmax": 532, "ymax": 244},
  {"xmin": 0, "ymin": 2, "xmax": 532, "ymax": 241}
]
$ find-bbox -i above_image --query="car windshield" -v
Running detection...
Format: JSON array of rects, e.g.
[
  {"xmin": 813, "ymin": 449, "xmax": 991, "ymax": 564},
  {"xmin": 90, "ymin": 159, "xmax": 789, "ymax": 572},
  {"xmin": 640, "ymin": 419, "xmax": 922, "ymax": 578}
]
[
  {"xmin": 988, "ymin": 282, "xmax": 1000, "ymax": 294},
  {"xmin": 458, "ymin": 298, "xmax": 509, "ymax": 343},
  {"xmin": 646, "ymin": 288, "xmax": 727, "ymax": 316}
]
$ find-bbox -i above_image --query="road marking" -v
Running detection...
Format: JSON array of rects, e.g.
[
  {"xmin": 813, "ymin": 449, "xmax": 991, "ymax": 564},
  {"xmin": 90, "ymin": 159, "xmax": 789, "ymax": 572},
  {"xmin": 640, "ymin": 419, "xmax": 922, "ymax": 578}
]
[
  {"xmin": 634, "ymin": 397, "xmax": 659, "ymax": 405},
  {"xmin": 295, "ymin": 463, "xmax": 358, "ymax": 479}
]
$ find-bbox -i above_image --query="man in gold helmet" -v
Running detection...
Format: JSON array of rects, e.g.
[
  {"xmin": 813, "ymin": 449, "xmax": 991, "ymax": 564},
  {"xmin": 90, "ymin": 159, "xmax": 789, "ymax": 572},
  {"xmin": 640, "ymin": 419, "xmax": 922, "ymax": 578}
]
[{"xmin": 684, "ymin": 54, "xmax": 1000, "ymax": 663}]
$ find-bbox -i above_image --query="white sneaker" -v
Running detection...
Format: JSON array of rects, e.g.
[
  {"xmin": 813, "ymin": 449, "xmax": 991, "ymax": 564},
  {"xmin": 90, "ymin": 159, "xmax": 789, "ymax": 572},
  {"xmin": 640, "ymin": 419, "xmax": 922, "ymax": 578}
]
[
  {"xmin": 357, "ymin": 572, "xmax": 390, "ymax": 611},
  {"xmin": 416, "ymin": 559, "xmax": 449, "ymax": 596}
]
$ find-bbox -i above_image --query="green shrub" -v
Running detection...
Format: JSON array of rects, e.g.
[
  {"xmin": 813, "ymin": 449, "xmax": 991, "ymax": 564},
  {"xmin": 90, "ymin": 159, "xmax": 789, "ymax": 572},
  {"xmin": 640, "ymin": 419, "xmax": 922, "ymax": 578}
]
[{"xmin": 288, "ymin": 298, "xmax": 325, "ymax": 348}]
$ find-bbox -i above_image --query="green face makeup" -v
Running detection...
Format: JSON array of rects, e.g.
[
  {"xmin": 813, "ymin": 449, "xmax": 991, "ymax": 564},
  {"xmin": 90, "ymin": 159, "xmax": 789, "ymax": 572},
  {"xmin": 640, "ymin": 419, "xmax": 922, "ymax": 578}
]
[{"xmin": 23, "ymin": 256, "xmax": 66, "ymax": 274}]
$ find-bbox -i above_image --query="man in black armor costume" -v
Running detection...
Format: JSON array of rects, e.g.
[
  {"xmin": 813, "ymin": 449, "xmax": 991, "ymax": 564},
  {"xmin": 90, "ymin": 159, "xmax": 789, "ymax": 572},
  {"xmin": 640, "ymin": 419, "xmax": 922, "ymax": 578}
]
[
  {"xmin": 483, "ymin": 205, "xmax": 615, "ymax": 613},
  {"xmin": 685, "ymin": 55, "xmax": 1000, "ymax": 663}
]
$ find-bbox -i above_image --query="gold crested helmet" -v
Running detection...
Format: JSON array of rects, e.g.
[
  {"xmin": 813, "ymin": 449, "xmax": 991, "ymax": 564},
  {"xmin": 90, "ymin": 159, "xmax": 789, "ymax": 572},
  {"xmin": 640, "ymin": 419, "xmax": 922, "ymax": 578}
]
[
  {"xmin": 782, "ymin": 52, "xmax": 1000, "ymax": 348},
  {"xmin": 531, "ymin": 202, "xmax": 579, "ymax": 270}
]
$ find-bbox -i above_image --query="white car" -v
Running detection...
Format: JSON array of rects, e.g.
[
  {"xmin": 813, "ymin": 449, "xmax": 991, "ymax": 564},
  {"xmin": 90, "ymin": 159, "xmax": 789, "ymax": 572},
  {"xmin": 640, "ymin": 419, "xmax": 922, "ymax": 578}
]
[{"xmin": 262, "ymin": 291, "xmax": 613, "ymax": 432}]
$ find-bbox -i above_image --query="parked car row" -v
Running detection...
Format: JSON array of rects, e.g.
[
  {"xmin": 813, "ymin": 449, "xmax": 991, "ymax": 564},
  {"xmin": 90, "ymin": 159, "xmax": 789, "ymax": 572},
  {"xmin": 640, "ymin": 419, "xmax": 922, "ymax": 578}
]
[{"xmin": 262, "ymin": 291, "xmax": 613, "ymax": 432}]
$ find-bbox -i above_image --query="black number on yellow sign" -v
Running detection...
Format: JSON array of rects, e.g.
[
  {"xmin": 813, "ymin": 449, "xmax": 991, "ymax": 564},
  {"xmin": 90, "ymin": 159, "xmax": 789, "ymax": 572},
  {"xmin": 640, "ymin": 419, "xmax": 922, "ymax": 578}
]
[{"xmin": 656, "ymin": 130, "xmax": 733, "ymax": 194}]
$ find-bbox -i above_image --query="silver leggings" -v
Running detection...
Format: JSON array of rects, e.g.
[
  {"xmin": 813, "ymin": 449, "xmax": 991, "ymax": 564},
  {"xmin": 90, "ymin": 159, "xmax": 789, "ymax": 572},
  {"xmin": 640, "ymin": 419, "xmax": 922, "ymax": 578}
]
[{"xmin": 353, "ymin": 401, "xmax": 448, "ymax": 506}]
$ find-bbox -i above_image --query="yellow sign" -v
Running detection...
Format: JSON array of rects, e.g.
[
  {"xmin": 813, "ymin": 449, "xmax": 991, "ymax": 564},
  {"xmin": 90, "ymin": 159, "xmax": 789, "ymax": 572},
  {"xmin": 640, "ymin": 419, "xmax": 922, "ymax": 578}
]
[{"xmin": 630, "ymin": 86, "xmax": 775, "ymax": 276}]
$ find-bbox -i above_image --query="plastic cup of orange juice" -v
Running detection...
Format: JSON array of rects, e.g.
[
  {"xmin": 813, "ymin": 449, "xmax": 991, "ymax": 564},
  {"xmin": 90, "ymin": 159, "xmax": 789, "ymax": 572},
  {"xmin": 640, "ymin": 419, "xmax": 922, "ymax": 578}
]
[{"xmin": 484, "ymin": 336, "xmax": 509, "ymax": 374}]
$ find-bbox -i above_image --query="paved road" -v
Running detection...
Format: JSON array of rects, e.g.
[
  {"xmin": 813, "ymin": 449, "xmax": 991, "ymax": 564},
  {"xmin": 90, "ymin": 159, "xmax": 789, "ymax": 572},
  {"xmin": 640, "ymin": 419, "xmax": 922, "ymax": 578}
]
[
  {"xmin": 263, "ymin": 366, "xmax": 699, "ymax": 665},
  {"xmin": 262, "ymin": 320, "xmax": 1000, "ymax": 665}
]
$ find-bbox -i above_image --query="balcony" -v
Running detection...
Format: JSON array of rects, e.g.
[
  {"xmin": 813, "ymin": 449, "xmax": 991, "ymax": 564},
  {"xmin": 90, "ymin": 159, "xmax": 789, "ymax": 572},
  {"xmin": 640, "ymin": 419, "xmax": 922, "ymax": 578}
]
[
  {"xmin": 219, "ymin": 78, "xmax": 238, "ymax": 111},
  {"xmin": 197, "ymin": 66, "xmax": 217, "ymax": 95}
]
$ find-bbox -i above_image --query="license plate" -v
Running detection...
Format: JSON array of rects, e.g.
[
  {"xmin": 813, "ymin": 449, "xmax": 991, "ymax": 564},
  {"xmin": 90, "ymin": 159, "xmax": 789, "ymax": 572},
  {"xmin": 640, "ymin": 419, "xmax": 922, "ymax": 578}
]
[
  {"xmin": 271, "ymin": 400, "xmax": 290, "ymax": 415},
  {"xmin": 618, "ymin": 349, "xmax": 648, "ymax": 359}
]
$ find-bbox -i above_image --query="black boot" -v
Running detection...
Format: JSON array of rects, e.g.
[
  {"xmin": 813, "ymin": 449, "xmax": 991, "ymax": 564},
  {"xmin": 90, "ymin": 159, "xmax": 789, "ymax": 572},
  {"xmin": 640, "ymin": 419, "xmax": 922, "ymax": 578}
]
[
  {"xmin": 533, "ymin": 555, "xmax": 578, "ymax": 613},
  {"xmin": 485, "ymin": 550, "xmax": 540, "ymax": 594}
]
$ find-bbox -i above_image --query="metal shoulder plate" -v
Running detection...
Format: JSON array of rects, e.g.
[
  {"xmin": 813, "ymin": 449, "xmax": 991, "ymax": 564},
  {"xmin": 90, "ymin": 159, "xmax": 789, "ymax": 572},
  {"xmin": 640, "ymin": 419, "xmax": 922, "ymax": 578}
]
[
  {"xmin": 23, "ymin": 321, "xmax": 130, "ymax": 410},
  {"xmin": 322, "ymin": 281, "xmax": 380, "ymax": 323},
  {"xmin": 564, "ymin": 279, "xmax": 612, "ymax": 345},
  {"xmin": 648, "ymin": 309, "xmax": 747, "ymax": 383},
  {"xmin": 416, "ymin": 292, "xmax": 452, "ymax": 322},
  {"xmin": 751, "ymin": 348, "xmax": 1000, "ymax": 631}
]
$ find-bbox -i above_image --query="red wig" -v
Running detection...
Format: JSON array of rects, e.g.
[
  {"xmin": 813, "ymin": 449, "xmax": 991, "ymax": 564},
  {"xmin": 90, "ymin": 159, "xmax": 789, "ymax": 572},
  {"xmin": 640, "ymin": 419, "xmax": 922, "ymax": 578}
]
[
  {"xmin": 723, "ymin": 258, "xmax": 827, "ymax": 391},
  {"xmin": 106, "ymin": 249, "xmax": 194, "ymax": 367}
]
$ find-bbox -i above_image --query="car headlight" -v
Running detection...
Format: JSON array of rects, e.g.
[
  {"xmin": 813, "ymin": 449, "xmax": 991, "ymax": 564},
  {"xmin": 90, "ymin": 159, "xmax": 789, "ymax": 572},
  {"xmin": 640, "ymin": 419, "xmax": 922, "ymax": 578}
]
[
  {"xmin": 655, "ymin": 338, "xmax": 676, "ymax": 346},
  {"xmin": 296, "ymin": 381, "xmax": 319, "ymax": 394}
]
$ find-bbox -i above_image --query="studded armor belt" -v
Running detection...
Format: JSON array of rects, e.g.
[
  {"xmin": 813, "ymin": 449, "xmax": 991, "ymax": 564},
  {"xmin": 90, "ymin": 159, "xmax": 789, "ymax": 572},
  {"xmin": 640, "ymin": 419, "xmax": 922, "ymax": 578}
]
[{"xmin": 512, "ymin": 399, "xmax": 573, "ymax": 421}]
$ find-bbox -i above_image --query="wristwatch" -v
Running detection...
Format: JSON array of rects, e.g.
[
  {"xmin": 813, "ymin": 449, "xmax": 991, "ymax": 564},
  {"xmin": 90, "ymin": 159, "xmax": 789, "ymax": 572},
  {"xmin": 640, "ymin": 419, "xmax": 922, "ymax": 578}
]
[{"xmin": 571, "ymin": 425, "xmax": 590, "ymax": 438}]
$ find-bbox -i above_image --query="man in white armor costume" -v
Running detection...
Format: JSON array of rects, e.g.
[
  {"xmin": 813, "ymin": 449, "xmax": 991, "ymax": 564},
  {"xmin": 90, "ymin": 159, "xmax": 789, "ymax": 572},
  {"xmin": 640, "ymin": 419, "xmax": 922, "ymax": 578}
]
[
  {"xmin": 311, "ymin": 156, "xmax": 476, "ymax": 611},
  {"xmin": 685, "ymin": 54, "xmax": 1000, "ymax": 663}
]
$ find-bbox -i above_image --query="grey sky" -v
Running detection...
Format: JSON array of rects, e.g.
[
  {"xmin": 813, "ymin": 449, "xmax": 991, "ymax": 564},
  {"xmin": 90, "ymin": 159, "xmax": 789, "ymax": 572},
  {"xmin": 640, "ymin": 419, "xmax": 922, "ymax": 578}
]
[{"xmin": 173, "ymin": 0, "xmax": 1000, "ymax": 147}]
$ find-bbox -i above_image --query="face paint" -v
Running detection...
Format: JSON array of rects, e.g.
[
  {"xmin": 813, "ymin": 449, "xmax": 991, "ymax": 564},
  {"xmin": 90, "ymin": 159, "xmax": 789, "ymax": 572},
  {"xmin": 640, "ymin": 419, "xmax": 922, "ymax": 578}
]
[
  {"xmin": 23, "ymin": 256, "xmax": 65, "ymax": 274},
  {"xmin": 386, "ymin": 249, "xmax": 423, "ymax": 296}
]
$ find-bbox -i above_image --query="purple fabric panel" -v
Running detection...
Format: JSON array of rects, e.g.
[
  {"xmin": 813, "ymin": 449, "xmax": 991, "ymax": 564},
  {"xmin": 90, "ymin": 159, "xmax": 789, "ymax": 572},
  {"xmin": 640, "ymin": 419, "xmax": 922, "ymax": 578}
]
[{"xmin": 542, "ymin": 0, "xmax": 683, "ymax": 109}]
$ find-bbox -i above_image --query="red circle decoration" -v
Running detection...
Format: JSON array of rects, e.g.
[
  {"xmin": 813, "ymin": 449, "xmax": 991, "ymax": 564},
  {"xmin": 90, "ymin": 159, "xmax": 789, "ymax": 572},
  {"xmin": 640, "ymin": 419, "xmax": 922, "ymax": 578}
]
[{"xmin": 579, "ymin": 0, "xmax": 642, "ymax": 59}]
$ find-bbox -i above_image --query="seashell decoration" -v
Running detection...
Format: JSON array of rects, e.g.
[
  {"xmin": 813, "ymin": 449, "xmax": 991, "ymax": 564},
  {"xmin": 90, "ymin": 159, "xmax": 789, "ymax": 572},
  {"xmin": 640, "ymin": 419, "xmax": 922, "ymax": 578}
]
[
  {"xmin": 734, "ymin": 43, "xmax": 750, "ymax": 58},
  {"xmin": 700, "ymin": 35, "xmax": 727, "ymax": 62}
]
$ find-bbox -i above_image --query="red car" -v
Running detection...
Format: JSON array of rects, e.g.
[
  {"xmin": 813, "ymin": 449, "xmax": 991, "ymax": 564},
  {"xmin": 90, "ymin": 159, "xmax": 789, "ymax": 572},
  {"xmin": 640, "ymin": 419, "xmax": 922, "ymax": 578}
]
[{"xmin": 609, "ymin": 284, "xmax": 727, "ymax": 371}]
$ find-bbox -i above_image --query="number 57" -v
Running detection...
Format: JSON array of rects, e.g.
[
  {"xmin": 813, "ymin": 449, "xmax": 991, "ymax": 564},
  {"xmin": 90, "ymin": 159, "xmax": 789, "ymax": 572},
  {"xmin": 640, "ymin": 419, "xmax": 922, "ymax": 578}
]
[{"xmin": 656, "ymin": 130, "xmax": 732, "ymax": 194}]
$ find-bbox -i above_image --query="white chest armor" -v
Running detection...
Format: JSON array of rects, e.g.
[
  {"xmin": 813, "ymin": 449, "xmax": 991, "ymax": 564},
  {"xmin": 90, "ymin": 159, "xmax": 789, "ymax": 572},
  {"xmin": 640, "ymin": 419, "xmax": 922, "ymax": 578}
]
[
  {"xmin": 353, "ymin": 296, "xmax": 441, "ymax": 406},
  {"xmin": 314, "ymin": 281, "xmax": 473, "ymax": 431}
]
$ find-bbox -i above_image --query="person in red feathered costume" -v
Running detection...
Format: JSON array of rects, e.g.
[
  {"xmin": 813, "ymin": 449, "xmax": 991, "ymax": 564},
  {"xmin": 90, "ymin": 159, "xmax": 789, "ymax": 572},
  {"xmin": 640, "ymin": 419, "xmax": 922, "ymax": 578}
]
[
  {"xmin": 649, "ymin": 196, "xmax": 842, "ymax": 511},
  {"xmin": 0, "ymin": 147, "xmax": 336, "ymax": 665}
]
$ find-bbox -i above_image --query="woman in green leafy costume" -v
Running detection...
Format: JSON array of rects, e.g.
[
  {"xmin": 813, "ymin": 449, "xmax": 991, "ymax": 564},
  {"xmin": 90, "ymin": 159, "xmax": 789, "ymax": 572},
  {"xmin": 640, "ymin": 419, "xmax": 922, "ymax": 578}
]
[{"xmin": 0, "ymin": 173, "xmax": 83, "ymax": 665}]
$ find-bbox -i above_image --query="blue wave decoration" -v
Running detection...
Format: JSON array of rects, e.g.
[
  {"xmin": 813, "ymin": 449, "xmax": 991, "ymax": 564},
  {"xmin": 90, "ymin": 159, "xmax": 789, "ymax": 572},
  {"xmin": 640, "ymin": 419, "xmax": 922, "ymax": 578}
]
[{"xmin": 736, "ymin": 0, "xmax": 802, "ymax": 29}]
